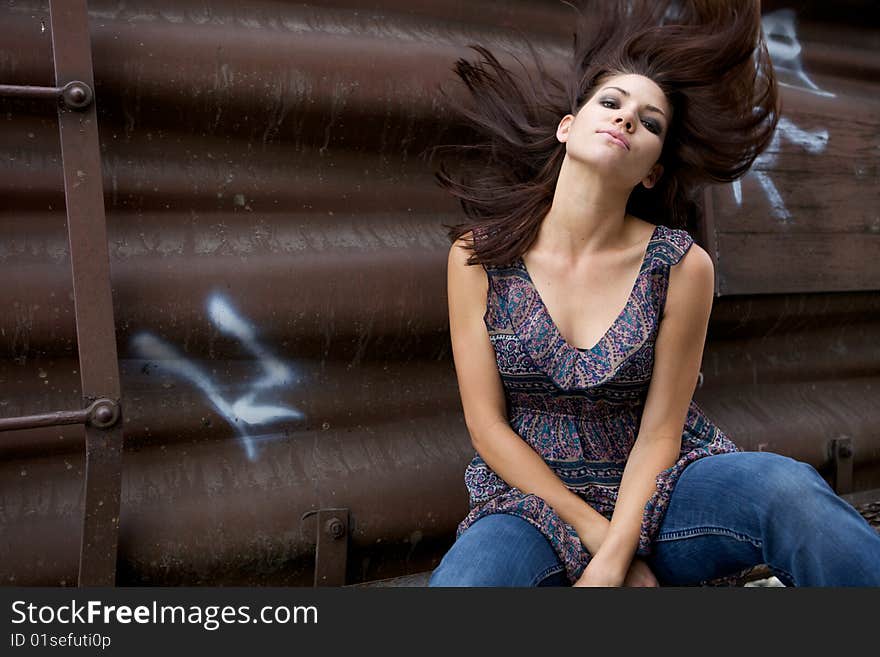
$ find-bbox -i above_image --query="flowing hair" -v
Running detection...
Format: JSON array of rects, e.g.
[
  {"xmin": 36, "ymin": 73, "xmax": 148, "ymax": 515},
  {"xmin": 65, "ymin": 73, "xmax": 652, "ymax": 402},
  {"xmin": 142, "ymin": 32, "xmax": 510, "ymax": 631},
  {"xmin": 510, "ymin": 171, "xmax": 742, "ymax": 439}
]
[{"xmin": 432, "ymin": 0, "xmax": 780, "ymax": 267}]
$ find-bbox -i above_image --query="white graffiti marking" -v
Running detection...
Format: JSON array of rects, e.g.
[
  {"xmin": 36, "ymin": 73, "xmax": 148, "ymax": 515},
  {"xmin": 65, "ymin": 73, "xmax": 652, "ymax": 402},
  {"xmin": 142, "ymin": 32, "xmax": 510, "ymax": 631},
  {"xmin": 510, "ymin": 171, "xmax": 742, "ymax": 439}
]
[
  {"xmin": 733, "ymin": 10, "xmax": 833, "ymax": 220},
  {"xmin": 131, "ymin": 293, "xmax": 304, "ymax": 460},
  {"xmin": 763, "ymin": 9, "xmax": 836, "ymax": 98},
  {"xmin": 733, "ymin": 117, "xmax": 829, "ymax": 221}
]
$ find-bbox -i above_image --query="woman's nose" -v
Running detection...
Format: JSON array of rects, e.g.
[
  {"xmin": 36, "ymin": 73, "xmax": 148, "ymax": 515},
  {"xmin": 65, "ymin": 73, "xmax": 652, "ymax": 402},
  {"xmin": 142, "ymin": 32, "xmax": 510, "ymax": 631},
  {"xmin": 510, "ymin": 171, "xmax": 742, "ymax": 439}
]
[{"xmin": 615, "ymin": 116, "xmax": 633, "ymax": 132}]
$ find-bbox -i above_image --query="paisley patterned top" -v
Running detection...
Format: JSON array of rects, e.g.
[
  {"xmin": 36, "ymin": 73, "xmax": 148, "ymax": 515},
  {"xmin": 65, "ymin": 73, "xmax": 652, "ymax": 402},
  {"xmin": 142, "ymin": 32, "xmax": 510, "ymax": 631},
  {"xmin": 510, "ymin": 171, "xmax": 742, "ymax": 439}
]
[{"xmin": 456, "ymin": 223, "xmax": 741, "ymax": 584}]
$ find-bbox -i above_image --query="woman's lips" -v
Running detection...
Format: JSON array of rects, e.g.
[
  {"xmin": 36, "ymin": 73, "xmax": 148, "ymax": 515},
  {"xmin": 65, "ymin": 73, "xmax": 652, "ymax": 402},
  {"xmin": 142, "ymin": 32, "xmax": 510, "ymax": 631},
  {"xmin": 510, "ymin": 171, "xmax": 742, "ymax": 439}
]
[{"xmin": 598, "ymin": 130, "xmax": 630, "ymax": 150}]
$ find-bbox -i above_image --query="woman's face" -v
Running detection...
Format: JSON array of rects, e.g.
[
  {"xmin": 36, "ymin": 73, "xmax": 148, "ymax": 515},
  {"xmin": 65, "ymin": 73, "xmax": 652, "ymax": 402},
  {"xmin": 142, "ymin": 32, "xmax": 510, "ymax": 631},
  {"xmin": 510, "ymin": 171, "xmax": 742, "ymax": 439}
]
[{"xmin": 558, "ymin": 73, "xmax": 671, "ymax": 190}]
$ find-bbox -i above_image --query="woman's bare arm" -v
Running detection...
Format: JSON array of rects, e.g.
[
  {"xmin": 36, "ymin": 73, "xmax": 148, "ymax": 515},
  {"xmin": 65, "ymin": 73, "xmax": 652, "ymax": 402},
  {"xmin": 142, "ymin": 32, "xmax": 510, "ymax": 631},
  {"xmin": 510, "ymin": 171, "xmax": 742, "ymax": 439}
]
[
  {"xmin": 593, "ymin": 243, "xmax": 716, "ymax": 577},
  {"xmin": 447, "ymin": 233, "xmax": 611, "ymax": 555}
]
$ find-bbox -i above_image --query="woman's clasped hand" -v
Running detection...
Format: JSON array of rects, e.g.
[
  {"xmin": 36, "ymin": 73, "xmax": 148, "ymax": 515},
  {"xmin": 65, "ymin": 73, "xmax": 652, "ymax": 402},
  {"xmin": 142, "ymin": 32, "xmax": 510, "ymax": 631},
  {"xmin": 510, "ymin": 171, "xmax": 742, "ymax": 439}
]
[{"xmin": 573, "ymin": 554, "xmax": 660, "ymax": 587}]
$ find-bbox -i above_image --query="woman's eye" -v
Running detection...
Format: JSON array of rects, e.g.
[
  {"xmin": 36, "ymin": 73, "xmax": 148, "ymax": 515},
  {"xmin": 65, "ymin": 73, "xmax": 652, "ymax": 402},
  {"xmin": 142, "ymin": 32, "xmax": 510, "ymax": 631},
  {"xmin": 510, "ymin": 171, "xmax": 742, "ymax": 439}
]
[{"xmin": 602, "ymin": 99, "xmax": 661, "ymax": 135}]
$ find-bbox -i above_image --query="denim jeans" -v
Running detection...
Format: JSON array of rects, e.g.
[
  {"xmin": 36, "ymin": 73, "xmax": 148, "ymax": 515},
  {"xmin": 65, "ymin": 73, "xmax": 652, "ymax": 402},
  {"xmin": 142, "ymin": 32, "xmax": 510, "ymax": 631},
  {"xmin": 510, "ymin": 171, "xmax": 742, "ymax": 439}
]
[{"xmin": 428, "ymin": 451, "xmax": 880, "ymax": 586}]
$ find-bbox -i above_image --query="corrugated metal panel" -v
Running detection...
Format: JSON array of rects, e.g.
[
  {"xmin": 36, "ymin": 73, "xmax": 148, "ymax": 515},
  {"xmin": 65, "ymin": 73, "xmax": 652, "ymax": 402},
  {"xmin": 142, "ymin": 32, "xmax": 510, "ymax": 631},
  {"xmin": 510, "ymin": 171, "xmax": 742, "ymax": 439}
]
[{"xmin": 705, "ymin": 3, "xmax": 880, "ymax": 294}]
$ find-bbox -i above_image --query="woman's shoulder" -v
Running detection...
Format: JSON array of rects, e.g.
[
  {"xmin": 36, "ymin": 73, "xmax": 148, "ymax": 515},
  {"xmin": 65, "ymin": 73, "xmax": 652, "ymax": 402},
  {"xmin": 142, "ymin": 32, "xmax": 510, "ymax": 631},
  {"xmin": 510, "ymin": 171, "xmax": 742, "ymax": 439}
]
[
  {"xmin": 448, "ymin": 231, "xmax": 491, "ymax": 290},
  {"xmin": 451, "ymin": 227, "xmax": 494, "ymax": 253},
  {"xmin": 449, "ymin": 231, "xmax": 475, "ymax": 267},
  {"xmin": 651, "ymin": 224, "xmax": 696, "ymax": 267},
  {"xmin": 450, "ymin": 227, "xmax": 505, "ymax": 272},
  {"xmin": 447, "ymin": 231, "xmax": 491, "ymax": 321}
]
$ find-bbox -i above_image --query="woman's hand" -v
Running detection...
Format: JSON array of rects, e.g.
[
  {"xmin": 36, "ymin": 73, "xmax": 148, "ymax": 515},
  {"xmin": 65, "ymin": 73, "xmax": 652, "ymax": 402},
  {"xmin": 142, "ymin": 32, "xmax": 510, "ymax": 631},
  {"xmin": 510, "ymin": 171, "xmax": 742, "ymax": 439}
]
[
  {"xmin": 573, "ymin": 553, "xmax": 659, "ymax": 587},
  {"xmin": 572, "ymin": 551, "xmax": 627, "ymax": 587},
  {"xmin": 622, "ymin": 557, "xmax": 659, "ymax": 587}
]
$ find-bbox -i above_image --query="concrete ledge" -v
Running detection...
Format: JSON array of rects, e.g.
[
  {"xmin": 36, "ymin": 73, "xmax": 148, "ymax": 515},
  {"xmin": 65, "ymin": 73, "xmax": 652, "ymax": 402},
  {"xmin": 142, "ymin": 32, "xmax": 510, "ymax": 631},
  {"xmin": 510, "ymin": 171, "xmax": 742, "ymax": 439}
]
[{"xmin": 346, "ymin": 571, "xmax": 433, "ymax": 587}]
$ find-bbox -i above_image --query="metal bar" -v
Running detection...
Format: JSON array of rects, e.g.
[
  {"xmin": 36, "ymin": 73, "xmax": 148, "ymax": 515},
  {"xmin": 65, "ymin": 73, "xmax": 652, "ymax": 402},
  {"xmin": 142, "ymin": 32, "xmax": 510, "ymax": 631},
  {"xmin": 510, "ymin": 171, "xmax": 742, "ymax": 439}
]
[
  {"xmin": 49, "ymin": 0, "xmax": 124, "ymax": 587},
  {"xmin": 0, "ymin": 398, "xmax": 120, "ymax": 434},
  {"xmin": 830, "ymin": 437, "xmax": 853, "ymax": 496},
  {"xmin": 0, "ymin": 409, "xmax": 90, "ymax": 432},
  {"xmin": 0, "ymin": 84, "xmax": 63, "ymax": 100},
  {"xmin": 0, "ymin": 81, "xmax": 94, "ymax": 109},
  {"xmin": 311, "ymin": 508, "xmax": 350, "ymax": 587}
]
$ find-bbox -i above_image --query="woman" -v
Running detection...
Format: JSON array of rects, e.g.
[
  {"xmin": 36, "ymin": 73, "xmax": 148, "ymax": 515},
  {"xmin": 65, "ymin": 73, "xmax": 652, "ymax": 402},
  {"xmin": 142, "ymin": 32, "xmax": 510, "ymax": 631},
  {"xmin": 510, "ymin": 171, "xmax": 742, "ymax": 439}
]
[{"xmin": 428, "ymin": 0, "xmax": 880, "ymax": 586}]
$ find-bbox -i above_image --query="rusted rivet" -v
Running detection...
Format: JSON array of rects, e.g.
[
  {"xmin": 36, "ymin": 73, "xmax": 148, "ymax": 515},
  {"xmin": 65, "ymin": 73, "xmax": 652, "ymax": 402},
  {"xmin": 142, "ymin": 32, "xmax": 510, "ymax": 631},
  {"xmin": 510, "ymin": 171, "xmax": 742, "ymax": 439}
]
[
  {"xmin": 96, "ymin": 405, "xmax": 113, "ymax": 424},
  {"xmin": 88, "ymin": 399, "xmax": 120, "ymax": 428},
  {"xmin": 325, "ymin": 518, "xmax": 345, "ymax": 539},
  {"xmin": 60, "ymin": 81, "xmax": 93, "ymax": 110}
]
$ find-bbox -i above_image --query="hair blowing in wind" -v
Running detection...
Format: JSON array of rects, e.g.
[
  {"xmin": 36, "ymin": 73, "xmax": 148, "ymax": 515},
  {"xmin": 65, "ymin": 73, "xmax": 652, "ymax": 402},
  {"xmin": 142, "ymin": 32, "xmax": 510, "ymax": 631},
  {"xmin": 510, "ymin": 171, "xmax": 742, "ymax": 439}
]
[{"xmin": 432, "ymin": 0, "xmax": 780, "ymax": 267}]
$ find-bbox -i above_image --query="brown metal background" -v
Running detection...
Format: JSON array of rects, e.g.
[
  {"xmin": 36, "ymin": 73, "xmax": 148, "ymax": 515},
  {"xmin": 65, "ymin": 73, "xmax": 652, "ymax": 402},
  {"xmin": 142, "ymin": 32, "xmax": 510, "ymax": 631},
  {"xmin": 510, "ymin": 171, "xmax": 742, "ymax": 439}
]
[{"xmin": 1, "ymin": 1, "xmax": 878, "ymax": 586}]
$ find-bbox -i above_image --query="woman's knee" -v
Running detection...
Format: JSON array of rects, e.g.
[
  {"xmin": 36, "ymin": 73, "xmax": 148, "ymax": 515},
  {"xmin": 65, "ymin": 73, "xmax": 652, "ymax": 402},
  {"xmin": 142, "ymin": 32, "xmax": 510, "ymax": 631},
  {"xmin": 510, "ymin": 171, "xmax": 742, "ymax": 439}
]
[
  {"xmin": 428, "ymin": 557, "xmax": 523, "ymax": 587},
  {"xmin": 427, "ymin": 513, "xmax": 562, "ymax": 587},
  {"xmin": 428, "ymin": 560, "xmax": 490, "ymax": 587},
  {"xmin": 709, "ymin": 451, "xmax": 825, "ymax": 500},
  {"xmin": 683, "ymin": 451, "xmax": 835, "ymax": 528},
  {"xmin": 731, "ymin": 452, "xmax": 845, "ymax": 533},
  {"xmin": 754, "ymin": 453, "xmax": 831, "ymax": 507}
]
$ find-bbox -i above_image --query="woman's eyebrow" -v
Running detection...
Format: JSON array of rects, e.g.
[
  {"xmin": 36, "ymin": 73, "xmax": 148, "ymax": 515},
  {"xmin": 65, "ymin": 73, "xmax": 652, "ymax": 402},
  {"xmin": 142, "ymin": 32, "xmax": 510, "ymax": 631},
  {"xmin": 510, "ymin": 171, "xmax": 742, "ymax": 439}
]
[{"xmin": 601, "ymin": 86, "xmax": 666, "ymax": 118}]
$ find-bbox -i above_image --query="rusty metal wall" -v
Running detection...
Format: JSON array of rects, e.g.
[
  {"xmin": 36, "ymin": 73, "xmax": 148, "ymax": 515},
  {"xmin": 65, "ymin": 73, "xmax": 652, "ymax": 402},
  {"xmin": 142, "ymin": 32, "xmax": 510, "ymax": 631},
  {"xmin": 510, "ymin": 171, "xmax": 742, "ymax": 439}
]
[
  {"xmin": 1, "ymin": 1, "xmax": 878, "ymax": 585},
  {"xmin": 706, "ymin": 1, "xmax": 880, "ymax": 294}
]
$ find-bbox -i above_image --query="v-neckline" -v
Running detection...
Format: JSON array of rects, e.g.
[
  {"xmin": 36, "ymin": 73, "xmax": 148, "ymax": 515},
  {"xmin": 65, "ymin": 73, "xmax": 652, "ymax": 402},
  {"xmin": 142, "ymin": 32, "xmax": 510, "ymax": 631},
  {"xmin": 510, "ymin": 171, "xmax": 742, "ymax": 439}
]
[{"xmin": 517, "ymin": 224, "xmax": 659, "ymax": 355}]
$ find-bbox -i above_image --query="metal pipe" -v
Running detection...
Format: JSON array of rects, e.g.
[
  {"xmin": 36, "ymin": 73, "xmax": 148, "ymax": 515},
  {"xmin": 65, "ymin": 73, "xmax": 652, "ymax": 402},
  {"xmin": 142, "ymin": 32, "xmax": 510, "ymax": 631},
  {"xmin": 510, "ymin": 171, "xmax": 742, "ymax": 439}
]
[
  {"xmin": 0, "ymin": 84, "xmax": 61, "ymax": 100},
  {"xmin": 0, "ymin": 398, "xmax": 119, "ymax": 434},
  {"xmin": 0, "ymin": 408, "xmax": 89, "ymax": 432},
  {"xmin": 0, "ymin": 81, "xmax": 93, "ymax": 109}
]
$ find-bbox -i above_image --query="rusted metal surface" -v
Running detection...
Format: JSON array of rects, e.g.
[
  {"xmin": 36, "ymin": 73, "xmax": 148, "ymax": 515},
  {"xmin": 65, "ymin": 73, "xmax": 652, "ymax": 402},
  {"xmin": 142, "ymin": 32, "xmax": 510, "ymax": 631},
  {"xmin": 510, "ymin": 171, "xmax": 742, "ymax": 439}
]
[
  {"xmin": 0, "ymin": 0, "xmax": 125, "ymax": 587},
  {"xmin": 831, "ymin": 437, "xmax": 854, "ymax": 495},
  {"xmin": 0, "ymin": 417, "xmax": 472, "ymax": 585},
  {"xmin": 703, "ymin": 2, "xmax": 880, "ymax": 295},
  {"xmin": 306, "ymin": 508, "xmax": 350, "ymax": 586},
  {"xmin": 49, "ymin": 0, "xmax": 125, "ymax": 587},
  {"xmin": 0, "ymin": 1, "xmax": 878, "ymax": 586}
]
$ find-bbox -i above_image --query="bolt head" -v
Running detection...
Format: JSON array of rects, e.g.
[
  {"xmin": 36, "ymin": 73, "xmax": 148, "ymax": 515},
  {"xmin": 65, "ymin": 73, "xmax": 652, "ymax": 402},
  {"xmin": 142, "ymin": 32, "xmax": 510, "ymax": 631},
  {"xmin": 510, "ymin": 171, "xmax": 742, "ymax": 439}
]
[
  {"xmin": 94, "ymin": 404, "xmax": 113, "ymax": 424},
  {"xmin": 325, "ymin": 518, "xmax": 345, "ymax": 538},
  {"xmin": 61, "ymin": 81, "xmax": 93, "ymax": 109},
  {"xmin": 89, "ymin": 399, "xmax": 119, "ymax": 428}
]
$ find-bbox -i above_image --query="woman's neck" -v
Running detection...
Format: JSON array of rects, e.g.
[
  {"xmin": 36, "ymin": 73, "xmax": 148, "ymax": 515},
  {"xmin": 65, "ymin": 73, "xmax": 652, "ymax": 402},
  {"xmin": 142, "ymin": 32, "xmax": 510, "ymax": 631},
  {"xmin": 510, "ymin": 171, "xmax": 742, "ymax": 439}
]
[{"xmin": 532, "ymin": 156, "xmax": 634, "ymax": 262}]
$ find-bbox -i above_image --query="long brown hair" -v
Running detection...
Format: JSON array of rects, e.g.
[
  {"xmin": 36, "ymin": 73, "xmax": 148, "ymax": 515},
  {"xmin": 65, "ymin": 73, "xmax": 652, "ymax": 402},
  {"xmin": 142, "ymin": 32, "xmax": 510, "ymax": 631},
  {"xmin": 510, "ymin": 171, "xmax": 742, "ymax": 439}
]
[{"xmin": 432, "ymin": 0, "xmax": 780, "ymax": 267}]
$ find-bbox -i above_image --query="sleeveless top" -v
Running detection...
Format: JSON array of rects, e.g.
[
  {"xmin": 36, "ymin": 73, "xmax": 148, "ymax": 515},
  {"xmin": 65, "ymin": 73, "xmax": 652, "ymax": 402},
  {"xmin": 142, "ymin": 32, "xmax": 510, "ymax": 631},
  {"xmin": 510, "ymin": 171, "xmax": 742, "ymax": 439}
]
[{"xmin": 456, "ymin": 223, "xmax": 741, "ymax": 584}]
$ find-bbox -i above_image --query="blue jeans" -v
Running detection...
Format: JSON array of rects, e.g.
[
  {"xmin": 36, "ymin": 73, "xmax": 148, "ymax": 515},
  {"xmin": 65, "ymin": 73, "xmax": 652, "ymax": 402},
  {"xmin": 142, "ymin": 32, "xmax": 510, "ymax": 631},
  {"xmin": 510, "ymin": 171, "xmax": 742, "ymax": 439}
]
[{"xmin": 428, "ymin": 452, "xmax": 880, "ymax": 586}]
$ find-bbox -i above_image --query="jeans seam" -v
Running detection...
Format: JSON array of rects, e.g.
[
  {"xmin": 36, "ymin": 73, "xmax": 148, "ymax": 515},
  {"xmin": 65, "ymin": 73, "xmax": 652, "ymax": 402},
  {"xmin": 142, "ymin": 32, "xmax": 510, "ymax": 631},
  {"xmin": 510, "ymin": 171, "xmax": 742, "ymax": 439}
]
[
  {"xmin": 655, "ymin": 525, "xmax": 763, "ymax": 549},
  {"xmin": 768, "ymin": 565, "xmax": 796, "ymax": 587},
  {"xmin": 530, "ymin": 564, "xmax": 564, "ymax": 586}
]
